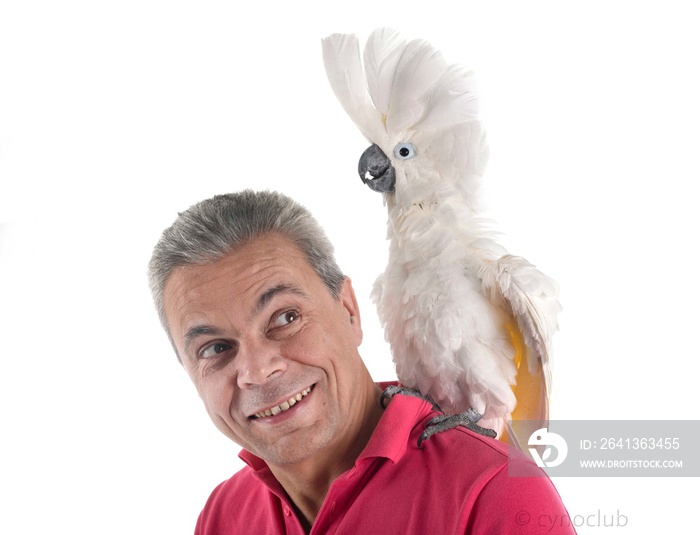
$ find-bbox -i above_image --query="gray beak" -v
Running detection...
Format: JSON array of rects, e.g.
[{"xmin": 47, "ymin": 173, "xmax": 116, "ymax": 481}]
[{"xmin": 358, "ymin": 144, "xmax": 395, "ymax": 193}]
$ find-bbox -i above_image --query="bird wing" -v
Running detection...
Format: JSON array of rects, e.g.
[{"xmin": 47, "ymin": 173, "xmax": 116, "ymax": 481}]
[
  {"xmin": 481, "ymin": 254, "xmax": 560, "ymax": 386},
  {"xmin": 479, "ymin": 254, "xmax": 561, "ymax": 448}
]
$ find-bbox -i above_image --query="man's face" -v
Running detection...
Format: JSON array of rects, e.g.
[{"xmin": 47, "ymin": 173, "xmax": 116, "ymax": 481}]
[{"xmin": 163, "ymin": 233, "xmax": 365, "ymax": 466}]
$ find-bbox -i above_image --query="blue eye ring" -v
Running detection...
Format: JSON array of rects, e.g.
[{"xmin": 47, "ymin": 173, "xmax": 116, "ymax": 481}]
[{"xmin": 394, "ymin": 143, "xmax": 415, "ymax": 160}]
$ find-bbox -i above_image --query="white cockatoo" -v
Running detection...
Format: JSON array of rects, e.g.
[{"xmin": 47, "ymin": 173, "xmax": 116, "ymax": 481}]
[{"xmin": 322, "ymin": 28, "xmax": 561, "ymax": 448}]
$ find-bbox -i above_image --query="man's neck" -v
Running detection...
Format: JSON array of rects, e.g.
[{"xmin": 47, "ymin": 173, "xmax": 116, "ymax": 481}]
[{"xmin": 267, "ymin": 383, "xmax": 384, "ymax": 532}]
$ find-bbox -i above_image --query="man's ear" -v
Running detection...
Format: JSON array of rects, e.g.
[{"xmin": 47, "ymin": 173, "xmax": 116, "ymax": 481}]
[{"xmin": 339, "ymin": 277, "xmax": 363, "ymax": 345}]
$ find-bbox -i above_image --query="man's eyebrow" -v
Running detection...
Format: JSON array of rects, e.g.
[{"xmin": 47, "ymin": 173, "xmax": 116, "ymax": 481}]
[{"xmin": 253, "ymin": 283, "xmax": 308, "ymax": 317}]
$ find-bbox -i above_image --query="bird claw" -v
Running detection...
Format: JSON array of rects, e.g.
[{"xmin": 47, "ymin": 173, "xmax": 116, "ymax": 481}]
[
  {"xmin": 380, "ymin": 385, "xmax": 439, "ymax": 410},
  {"xmin": 418, "ymin": 408, "xmax": 497, "ymax": 448}
]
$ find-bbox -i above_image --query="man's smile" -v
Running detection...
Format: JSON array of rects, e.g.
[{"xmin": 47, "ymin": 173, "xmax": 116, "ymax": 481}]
[{"xmin": 251, "ymin": 384, "xmax": 315, "ymax": 420}]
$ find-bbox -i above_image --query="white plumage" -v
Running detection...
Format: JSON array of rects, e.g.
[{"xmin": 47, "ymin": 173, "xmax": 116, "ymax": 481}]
[{"xmin": 322, "ymin": 28, "xmax": 560, "ymax": 444}]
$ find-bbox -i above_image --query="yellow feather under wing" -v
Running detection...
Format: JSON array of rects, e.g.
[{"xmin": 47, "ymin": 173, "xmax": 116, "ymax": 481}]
[{"xmin": 500, "ymin": 321, "xmax": 549, "ymax": 450}]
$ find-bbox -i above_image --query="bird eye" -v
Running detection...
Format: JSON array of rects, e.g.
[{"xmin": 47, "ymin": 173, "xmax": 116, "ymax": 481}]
[{"xmin": 394, "ymin": 143, "xmax": 415, "ymax": 160}]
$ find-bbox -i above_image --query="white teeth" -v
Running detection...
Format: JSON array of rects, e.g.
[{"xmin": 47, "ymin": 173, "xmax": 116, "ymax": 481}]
[{"xmin": 254, "ymin": 386, "xmax": 313, "ymax": 419}]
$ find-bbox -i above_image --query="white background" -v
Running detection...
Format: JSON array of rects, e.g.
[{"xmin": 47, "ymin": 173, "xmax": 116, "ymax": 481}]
[{"xmin": 1, "ymin": 1, "xmax": 698, "ymax": 533}]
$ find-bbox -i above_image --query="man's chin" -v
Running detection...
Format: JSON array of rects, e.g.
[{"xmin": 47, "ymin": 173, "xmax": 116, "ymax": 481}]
[{"xmin": 254, "ymin": 428, "xmax": 336, "ymax": 467}]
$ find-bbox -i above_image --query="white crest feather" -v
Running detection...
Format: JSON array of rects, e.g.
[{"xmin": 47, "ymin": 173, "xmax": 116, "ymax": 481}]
[
  {"xmin": 414, "ymin": 65, "xmax": 481, "ymax": 130},
  {"xmin": 384, "ymin": 38, "xmax": 448, "ymax": 132},
  {"xmin": 363, "ymin": 28, "xmax": 406, "ymax": 117},
  {"xmin": 321, "ymin": 33, "xmax": 381, "ymax": 142}
]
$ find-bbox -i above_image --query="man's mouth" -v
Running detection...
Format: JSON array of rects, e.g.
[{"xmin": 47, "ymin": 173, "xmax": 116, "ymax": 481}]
[{"xmin": 252, "ymin": 385, "xmax": 314, "ymax": 419}]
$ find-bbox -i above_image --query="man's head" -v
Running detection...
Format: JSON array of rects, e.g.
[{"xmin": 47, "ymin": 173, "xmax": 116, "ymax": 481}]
[
  {"xmin": 148, "ymin": 189, "xmax": 345, "ymax": 359},
  {"xmin": 148, "ymin": 191, "xmax": 380, "ymax": 467}
]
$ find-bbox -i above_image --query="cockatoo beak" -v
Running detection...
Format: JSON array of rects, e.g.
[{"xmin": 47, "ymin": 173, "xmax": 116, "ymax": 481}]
[{"xmin": 357, "ymin": 144, "xmax": 395, "ymax": 193}]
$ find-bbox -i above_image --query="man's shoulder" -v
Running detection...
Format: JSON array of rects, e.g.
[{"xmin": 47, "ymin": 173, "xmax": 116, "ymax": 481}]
[
  {"xmin": 401, "ymin": 406, "xmax": 513, "ymax": 474},
  {"xmin": 376, "ymin": 411, "xmax": 575, "ymax": 533},
  {"xmin": 413, "ymin": 420, "xmax": 560, "ymax": 493}
]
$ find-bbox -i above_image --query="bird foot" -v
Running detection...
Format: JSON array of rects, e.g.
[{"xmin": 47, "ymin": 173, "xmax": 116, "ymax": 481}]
[
  {"xmin": 418, "ymin": 408, "xmax": 497, "ymax": 448},
  {"xmin": 380, "ymin": 385, "xmax": 440, "ymax": 410}
]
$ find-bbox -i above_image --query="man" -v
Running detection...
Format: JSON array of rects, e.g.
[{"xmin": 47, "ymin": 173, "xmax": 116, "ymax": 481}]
[{"xmin": 149, "ymin": 190, "xmax": 576, "ymax": 534}]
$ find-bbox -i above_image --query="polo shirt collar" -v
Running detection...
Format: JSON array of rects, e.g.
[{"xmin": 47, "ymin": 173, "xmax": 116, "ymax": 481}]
[{"xmin": 356, "ymin": 392, "xmax": 432, "ymax": 464}]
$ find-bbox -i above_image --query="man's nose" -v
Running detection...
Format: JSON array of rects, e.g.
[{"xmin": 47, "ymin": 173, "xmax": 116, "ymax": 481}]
[{"xmin": 235, "ymin": 340, "xmax": 287, "ymax": 388}]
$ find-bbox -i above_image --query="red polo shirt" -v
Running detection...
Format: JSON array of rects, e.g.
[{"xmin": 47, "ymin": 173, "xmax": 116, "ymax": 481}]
[{"xmin": 195, "ymin": 392, "xmax": 576, "ymax": 534}]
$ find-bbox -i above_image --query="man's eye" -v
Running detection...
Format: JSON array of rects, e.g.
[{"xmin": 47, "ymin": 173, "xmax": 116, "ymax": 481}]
[
  {"xmin": 199, "ymin": 342, "xmax": 234, "ymax": 359},
  {"xmin": 272, "ymin": 310, "xmax": 299, "ymax": 327}
]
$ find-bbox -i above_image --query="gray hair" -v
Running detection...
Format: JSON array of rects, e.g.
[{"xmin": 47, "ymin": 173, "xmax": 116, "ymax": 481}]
[{"xmin": 148, "ymin": 190, "xmax": 345, "ymax": 358}]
